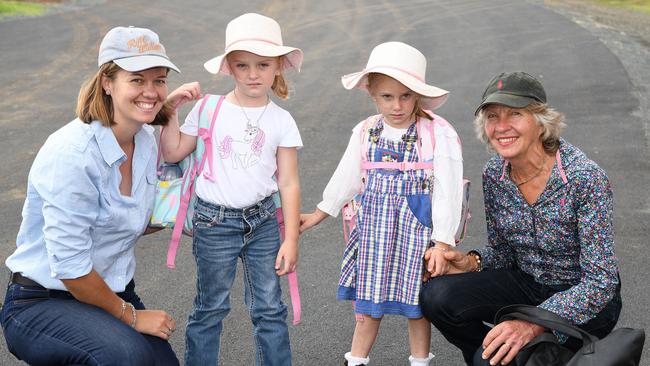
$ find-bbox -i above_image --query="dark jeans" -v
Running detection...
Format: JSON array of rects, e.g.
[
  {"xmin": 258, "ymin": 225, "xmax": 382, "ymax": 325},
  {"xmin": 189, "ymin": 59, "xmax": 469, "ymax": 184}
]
[
  {"xmin": 419, "ymin": 270, "xmax": 621, "ymax": 366},
  {"xmin": 0, "ymin": 279, "xmax": 179, "ymax": 366}
]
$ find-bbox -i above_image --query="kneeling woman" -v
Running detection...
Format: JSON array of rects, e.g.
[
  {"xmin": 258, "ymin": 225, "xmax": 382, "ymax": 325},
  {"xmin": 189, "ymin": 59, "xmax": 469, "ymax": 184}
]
[
  {"xmin": 0, "ymin": 26, "xmax": 197, "ymax": 365},
  {"xmin": 420, "ymin": 72, "xmax": 621, "ymax": 366}
]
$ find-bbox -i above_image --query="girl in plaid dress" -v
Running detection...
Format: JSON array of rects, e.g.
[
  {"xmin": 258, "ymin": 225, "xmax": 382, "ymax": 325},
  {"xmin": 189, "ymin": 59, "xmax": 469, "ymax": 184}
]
[{"xmin": 300, "ymin": 42, "xmax": 464, "ymax": 366}]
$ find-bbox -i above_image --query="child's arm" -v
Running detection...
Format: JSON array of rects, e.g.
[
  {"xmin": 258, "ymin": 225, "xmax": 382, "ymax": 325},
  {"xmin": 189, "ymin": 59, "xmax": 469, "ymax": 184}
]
[
  {"xmin": 299, "ymin": 125, "xmax": 364, "ymax": 233},
  {"xmin": 299, "ymin": 208, "xmax": 330, "ymax": 233},
  {"xmin": 427, "ymin": 123, "xmax": 464, "ymax": 277},
  {"xmin": 160, "ymin": 82, "xmax": 202, "ymax": 163},
  {"xmin": 275, "ymin": 146, "xmax": 300, "ymax": 276}
]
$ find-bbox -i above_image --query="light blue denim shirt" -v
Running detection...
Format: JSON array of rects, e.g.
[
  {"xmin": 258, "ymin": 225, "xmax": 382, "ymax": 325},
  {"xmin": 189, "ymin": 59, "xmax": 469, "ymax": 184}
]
[{"xmin": 6, "ymin": 119, "xmax": 157, "ymax": 292}]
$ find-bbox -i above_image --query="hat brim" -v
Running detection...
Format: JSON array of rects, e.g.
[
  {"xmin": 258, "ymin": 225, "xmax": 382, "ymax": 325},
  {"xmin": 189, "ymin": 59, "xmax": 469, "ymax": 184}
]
[
  {"xmin": 341, "ymin": 67, "xmax": 449, "ymax": 110},
  {"xmin": 113, "ymin": 55, "xmax": 180, "ymax": 73},
  {"xmin": 204, "ymin": 42, "xmax": 303, "ymax": 75},
  {"xmin": 474, "ymin": 93, "xmax": 536, "ymax": 115}
]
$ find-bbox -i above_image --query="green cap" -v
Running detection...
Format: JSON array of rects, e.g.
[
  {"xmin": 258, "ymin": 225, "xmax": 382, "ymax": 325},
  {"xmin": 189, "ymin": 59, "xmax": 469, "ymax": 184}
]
[{"xmin": 474, "ymin": 71, "xmax": 546, "ymax": 115}]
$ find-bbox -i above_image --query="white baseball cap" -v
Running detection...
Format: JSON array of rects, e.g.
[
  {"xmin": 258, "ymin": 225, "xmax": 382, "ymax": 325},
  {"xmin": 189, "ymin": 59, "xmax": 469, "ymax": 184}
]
[{"xmin": 98, "ymin": 26, "xmax": 180, "ymax": 73}]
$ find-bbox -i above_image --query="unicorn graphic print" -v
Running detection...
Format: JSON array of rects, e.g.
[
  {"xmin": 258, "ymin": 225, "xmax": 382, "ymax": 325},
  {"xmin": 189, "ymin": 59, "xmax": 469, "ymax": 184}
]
[{"xmin": 218, "ymin": 124, "xmax": 266, "ymax": 169}]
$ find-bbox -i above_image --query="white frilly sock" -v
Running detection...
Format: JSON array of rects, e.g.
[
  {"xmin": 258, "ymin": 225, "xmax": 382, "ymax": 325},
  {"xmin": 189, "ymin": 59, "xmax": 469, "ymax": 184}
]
[
  {"xmin": 345, "ymin": 351, "xmax": 370, "ymax": 366},
  {"xmin": 409, "ymin": 352, "xmax": 435, "ymax": 366}
]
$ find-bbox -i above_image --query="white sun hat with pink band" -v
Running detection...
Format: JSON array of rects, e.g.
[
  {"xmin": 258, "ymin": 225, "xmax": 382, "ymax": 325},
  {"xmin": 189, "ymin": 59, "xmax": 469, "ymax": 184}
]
[
  {"xmin": 341, "ymin": 41, "xmax": 449, "ymax": 110},
  {"xmin": 204, "ymin": 13, "xmax": 303, "ymax": 75}
]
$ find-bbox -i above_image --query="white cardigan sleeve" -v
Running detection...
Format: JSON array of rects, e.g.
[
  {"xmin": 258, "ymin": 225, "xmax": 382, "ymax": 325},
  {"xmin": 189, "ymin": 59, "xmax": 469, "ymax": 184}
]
[
  {"xmin": 430, "ymin": 123, "xmax": 464, "ymax": 246},
  {"xmin": 316, "ymin": 123, "xmax": 365, "ymax": 217}
]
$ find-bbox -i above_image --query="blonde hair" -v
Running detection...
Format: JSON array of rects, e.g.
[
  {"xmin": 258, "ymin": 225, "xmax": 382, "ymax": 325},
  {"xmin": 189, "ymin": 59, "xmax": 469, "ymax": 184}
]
[
  {"xmin": 367, "ymin": 73, "xmax": 429, "ymax": 120},
  {"xmin": 272, "ymin": 73, "xmax": 289, "ymax": 99},
  {"xmin": 474, "ymin": 101, "xmax": 566, "ymax": 153},
  {"xmin": 76, "ymin": 62, "xmax": 173, "ymax": 126}
]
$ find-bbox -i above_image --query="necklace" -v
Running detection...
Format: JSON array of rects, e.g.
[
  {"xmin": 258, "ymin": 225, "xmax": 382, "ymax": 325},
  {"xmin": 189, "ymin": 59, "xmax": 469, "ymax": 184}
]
[
  {"xmin": 512, "ymin": 155, "xmax": 547, "ymax": 187},
  {"xmin": 233, "ymin": 90, "xmax": 269, "ymax": 129}
]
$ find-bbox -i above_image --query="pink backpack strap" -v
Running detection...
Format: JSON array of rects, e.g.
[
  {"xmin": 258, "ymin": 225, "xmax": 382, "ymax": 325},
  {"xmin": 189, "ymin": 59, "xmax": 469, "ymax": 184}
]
[
  {"xmin": 361, "ymin": 161, "xmax": 433, "ymax": 171},
  {"xmin": 167, "ymin": 168, "xmax": 197, "ymax": 268},
  {"xmin": 199, "ymin": 96, "xmax": 225, "ymax": 182},
  {"xmin": 288, "ymin": 272, "xmax": 301, "ymax": 325},
  {"xmin": 361, "ymin": 116, "xmax": 436, "ymax": 172},
  {"xmin": 166, "ymin": 95, "xmax": 224, "ymax": 269},
  {"xmin": 358, "ymin": 116, "xmax": 379, "ymax": 184}
]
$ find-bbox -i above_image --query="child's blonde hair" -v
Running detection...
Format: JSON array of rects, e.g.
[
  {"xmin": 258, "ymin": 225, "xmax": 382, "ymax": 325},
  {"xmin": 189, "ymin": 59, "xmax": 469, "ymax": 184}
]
[{"xmin": 272, "ymin": 56, "xmax": 289, "ymax": 99}]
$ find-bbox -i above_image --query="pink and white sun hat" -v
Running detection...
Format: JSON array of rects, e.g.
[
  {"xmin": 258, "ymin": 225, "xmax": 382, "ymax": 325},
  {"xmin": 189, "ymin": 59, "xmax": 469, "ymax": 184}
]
[
  {"xmin": 204, "ymin": 13, "xmax": 303, "ymax": 75},
  {"xmin": 341, "ymin": 41, "xmax": 449, "ymax": 110}
]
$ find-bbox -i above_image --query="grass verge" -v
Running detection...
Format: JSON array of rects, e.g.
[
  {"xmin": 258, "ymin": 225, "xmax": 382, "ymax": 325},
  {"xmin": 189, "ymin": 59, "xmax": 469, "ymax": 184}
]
[
  {"xmin": 588, "ymin": 0, "xmax": 650, "ymax": 14},
  {"xmin": 0, "ymin": 1, "xmax": 46, "ymax": 19}
]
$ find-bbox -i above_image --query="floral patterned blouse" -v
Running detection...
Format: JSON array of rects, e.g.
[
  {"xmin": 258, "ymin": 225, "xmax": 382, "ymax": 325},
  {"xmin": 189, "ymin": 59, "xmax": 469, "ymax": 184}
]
[{"xmin": 477, "ymin": 138, "xmax": 619, "ymax": 325}]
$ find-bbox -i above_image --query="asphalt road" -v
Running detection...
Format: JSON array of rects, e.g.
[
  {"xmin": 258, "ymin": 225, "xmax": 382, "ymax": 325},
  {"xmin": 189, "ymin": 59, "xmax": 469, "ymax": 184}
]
[{"xmin": 0, "ymin": 0, "xmax": 648, "ymax": 365}]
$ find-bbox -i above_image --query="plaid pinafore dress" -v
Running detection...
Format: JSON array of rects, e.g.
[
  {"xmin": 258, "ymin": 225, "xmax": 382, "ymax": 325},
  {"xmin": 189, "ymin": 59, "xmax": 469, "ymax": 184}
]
[{"xmin": 337, "ymin": 119, "xmax": 433, "ymax": 318}]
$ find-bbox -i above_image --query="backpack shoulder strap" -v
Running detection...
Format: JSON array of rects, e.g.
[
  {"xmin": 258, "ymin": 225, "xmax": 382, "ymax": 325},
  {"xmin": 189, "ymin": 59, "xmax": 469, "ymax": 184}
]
[
  {"xmin": 195, "ymin": 95, "xmax": 225, "ymax": 182},
  {"xmin": 166, "ymin": 95, "xmax": 224, "ymax": 269},
  {"xmin": 359, "ymin": 115, "xmax": 434, "ymax": 172},
  {"xmin": 358, "ymin": 115, "xmax": 381, "ymax": 186},
  {"xmin": 358, "ymin": 114, "xmax": 381, "ymax": 163},
  {"xmin": 416, "ymin": 115, "xmax": 436, "ymax": 164}
]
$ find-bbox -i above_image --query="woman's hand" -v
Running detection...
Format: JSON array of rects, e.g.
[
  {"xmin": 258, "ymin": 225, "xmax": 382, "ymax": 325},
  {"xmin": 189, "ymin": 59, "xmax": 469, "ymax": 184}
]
[
  {"xmin": 481, "ymin": 319, "xmax": 545, "ymax": 365},
  {"xmin": 133, "ymin": 309, "xmax": 177, "ymax": 340},
  {"xmin": 167, "ymin": 81, "xmax": 201, "ymax": 109},
  {"xmin": 299, "ymin": 209, "xmax": 329, "ymax": 233},
  {"xmin": 275, "ymin": 240, "xmax": 298, "ymax": 276}
]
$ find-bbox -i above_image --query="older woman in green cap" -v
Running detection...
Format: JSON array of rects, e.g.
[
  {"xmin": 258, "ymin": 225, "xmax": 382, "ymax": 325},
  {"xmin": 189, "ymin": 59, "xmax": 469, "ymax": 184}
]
[{"xmin": 419, "ymin": 71, "xmax": 621, "ymax": 366}]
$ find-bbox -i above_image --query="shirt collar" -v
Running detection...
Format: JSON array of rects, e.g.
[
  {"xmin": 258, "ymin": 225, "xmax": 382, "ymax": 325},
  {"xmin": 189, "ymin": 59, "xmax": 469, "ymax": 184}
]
[{"xmin": 91, "ymin": 121, "xmax": 125, "ymax": 166}]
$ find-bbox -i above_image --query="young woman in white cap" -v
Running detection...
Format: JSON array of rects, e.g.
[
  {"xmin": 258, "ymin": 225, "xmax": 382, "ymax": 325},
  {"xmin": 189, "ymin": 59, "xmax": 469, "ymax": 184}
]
[
  {"xmin": 159, "ymin": 13, "xmax": 303, "ymax": 366},
  {"xmin": 300, "ymin": 42, "xmax": 464, "ymax": 366},
  {"xmin": 0, "ymin": 26, "xmax": 194, "ymax": 365}
]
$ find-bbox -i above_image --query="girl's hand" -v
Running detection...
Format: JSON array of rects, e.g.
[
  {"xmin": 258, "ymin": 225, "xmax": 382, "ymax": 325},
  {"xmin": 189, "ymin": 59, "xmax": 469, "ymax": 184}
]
[
  {"xmin": 167, "ymin": 82, "xmax": 201, "ymax": 109},
  {"xmin": 424, "ymin": 242, "xmax": 452, "ymax": 277},
  {"xmin": 275, "ymin": 240, "xmax": 298, "ymax": 276},
  {"xmin": 423, "ymin": 248, "xmax": 473, "ymax": 280},
  {"xmin": 299, "ymin": 209, "xmax": 329, "ymax": 233},
  {"xmin": 132, "ymin": 309, "xmax": 177, "ymax": 340}
]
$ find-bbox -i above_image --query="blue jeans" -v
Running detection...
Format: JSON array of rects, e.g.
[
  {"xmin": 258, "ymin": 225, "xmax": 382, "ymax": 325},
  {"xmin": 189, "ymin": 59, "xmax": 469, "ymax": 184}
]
[
  {"xmin": 184, "ymin": 196, "xmax": 291, "ymax": 366},
  {"xmin": 419, "ymin": 270, "xmax": 621, "ymax": 366},
  {"xmin": 0, "ymin": 279, "xmax": 179, "ymax": 366}
]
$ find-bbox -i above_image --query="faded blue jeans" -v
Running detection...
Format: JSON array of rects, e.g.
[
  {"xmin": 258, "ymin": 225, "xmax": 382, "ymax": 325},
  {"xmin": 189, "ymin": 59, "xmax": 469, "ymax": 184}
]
[
  {"xmin": 184, "ymin": 196, "xmax": 291, "ymax": 366},
  {"xmin": 0, "ymin": 279, "xmax": 178, "ymax": 366}
]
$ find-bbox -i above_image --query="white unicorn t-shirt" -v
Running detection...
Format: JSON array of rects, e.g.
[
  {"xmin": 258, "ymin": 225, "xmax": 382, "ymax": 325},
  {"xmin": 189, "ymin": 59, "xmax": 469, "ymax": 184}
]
[{"xmin": 180, "ymin": 97, "xmax": 303, "ymax": 208}]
